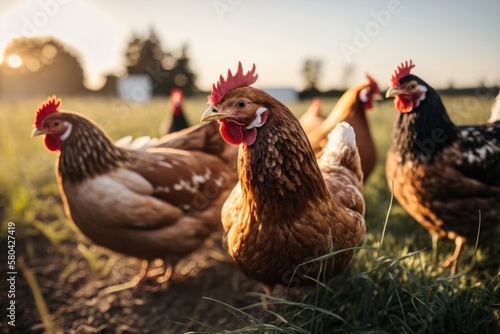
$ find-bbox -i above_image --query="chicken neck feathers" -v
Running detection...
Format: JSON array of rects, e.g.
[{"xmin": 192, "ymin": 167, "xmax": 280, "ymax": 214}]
[
  {"xmin": 391, "ymin": 81, "xmax": 457, "ymax": 164},
  {"xmin": 168, "ymin": 113, "xmax": 190, "ymax": 134},
  {"xmin": 238, "ymin": 100, "xmax": 330, "ymax": 218},
  {"xmin": 57, "ymin": 113, "xmax": 132, "ymax": 183}
]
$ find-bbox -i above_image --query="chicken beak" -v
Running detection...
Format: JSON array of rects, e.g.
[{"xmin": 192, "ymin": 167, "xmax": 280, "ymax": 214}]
[
  {"xmin": 200, "ymin": 106, "xmax": 232, "ymax": 123},
  {"xmin": 373, "ymin": 92, "xmax": 383, "ymax": 101},
  {"xmin": 31, "ymin": 128, "xmax": 45, "ymax": 137},
  {"xmin": 385, "ymin": 87, "xmax": 404, "ymax": 98}
]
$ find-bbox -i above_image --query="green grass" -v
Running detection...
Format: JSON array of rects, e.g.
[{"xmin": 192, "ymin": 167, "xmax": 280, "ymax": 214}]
[{"xmin": 1, "ymin": 94, "xmax": 499, "ymax": 333}]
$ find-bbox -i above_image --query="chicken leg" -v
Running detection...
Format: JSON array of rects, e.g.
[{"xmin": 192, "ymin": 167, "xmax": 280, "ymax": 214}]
[{"xmin": 442, "ymin": 236, "xmax": 465, "ymax": 275}]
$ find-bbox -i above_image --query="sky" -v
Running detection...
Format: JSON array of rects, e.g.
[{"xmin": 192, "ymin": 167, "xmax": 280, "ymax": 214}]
[{"xmin": 0, "ymin": 0, "xmax": 499, "ymax": 91}]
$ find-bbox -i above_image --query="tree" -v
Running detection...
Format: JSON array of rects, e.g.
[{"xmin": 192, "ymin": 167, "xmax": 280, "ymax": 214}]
[
  {"xmin": 170, "ymin": 44, "xmax": 197, "ymax": 96},
  {"xmin": 300, "ymin": 58, "xmax": 322, "ymax": 99},
  {"xmin": 124, "ymin": 28, "xmax": 198, "ymax": 96},
  {"xmin": 0, "ymin": 37, "xmax": 87, "ymax": 98}
]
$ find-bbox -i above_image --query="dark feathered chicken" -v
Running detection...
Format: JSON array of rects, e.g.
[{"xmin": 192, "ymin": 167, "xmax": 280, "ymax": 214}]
[
  {"xmin": 385, "ymin": 60, "xmax": 500, "ymax": 273},
  {"xmin": 201, "ymin": 63, "xmax": 365, "ymax": 289},
  {"xmin": 159, "ymin": 88, "xmax": 190, "ymax": 135}
]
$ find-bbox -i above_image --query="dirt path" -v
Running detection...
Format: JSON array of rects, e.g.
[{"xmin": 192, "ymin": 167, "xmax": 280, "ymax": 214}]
[{"xmin": 1, "ymin": 234, "xmax": 269, "ymax": 333}]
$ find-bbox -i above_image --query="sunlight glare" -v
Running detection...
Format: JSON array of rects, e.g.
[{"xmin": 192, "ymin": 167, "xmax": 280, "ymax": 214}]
[{"xmin": 7, "ymin": 54, "xmax": 22, "ymax": 68}]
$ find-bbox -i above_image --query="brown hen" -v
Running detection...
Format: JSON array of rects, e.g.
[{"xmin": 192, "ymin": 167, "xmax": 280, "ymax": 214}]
[
  {"xmin": 32, "ymin": 96, "xmax": 237, "ymax": 289},
  {"xmin": 305, "ymin": 75, "xmax": 381, "ymax": 180},
  {"xmin": 201, "ymin": 63, "xmax": 365, "ymax": 290}
]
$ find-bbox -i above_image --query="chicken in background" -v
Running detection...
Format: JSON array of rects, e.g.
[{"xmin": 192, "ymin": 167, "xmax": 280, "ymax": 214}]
[
  {"xmin": 201, "ymin": 63, "xmax": 365, "ymax": 292},
  {"xmin": 385, "ymin": 60, "xmax": 500, "ymax": 273},
  {"xmin": 304, "ymin": 75, "xmax": 381, "ymax": 180},
  {"xmin": 159, "ymin": 88, "xmax": 190, "ymax": 136},
  {"xmin": 32, "ymin": 96, "xmax": 237, "ymax": 291},
  {"xmin": 298, "ymin": 98, "xmax": 324, "ymax": 134}
]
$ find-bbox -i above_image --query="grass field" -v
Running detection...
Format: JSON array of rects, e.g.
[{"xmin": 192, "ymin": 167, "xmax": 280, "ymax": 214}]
[{"xmin": 0, "ymin": 94, "xmax": 499, "ymax": 333}]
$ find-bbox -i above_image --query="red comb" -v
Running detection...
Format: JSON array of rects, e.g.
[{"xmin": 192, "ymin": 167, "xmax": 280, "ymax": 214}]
[
  {"xmin": 208, "ymin": 62, "xmax": 258, "ymax": 105},
  {"xmin": 34, "ymin": 95, "xmax": 61, "ymax": 127},
  {"xmin": 366, "ymin": 73, "xmax": 380, "ymax": 93},
  {"xmin": 390, "ymin": 60, "xmax": 415, "ymax": 86},
  {"xmin": 170, "ymin": 88, "xmax": 183, "ymax": 101}
]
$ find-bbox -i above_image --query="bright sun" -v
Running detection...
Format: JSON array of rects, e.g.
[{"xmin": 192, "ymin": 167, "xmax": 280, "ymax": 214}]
[{"xmin": 7, "ymin": 54, "xmax": 22, "ymax": 68}]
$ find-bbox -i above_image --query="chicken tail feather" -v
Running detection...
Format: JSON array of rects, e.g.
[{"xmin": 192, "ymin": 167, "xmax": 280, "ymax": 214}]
[
  {"xmin": 319, "ymin": 122, "xmax": 363, "ymax": 182},
  {"xmin": 324, "ymin": 122, "xmax": 356, "ymax": 156},
  {"xmin": 115, "ymin": 135, "xmax": 158, "ymax": 151}
]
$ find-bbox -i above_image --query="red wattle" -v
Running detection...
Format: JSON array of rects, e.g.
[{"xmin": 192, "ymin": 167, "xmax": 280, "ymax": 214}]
[
  {"xmin": 219, "ymin": 120, "xmax": 259, "ymax": 146},
  {"xmin": 44, "ymin": 136, "xmax": 62, "ymax": 152},
  {"xmin": 220, "ymin": 121, "xmax": 244, "ymax": 145},
  {"xmin": 395, "ymin": 96, "xmax": 414, "ymax": 113},
  {"xmin": 242, "ymin": 128, "xmax": 257, "ymax": 146}
]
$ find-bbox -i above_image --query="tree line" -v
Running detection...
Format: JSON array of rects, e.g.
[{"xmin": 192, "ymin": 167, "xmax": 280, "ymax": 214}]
[{"xmin": 0, "ymin": 29, "xmax": 197, "ymax": 98}]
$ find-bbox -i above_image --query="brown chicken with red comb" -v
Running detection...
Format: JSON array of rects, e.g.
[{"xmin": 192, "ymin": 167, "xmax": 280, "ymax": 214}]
[
  {"xmin": 385, "ymin": 60, "xmax": 500, "ymax": 273},
  {"xmin": 32, "ymin": 97, "xmax": 236, "ymax": 289},
  {"xmin": 304, "ymin": 74, "xmax": 381, "ymax": 180},
  {"xmin": 201, "ymin": 63, "xmax": 365, "ymax": 290}
]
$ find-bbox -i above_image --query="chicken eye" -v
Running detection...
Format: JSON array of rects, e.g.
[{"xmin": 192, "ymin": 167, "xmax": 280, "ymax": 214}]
[
  {"xmin": 408, "ymin": 83, "xmax": 418, "ymax": 90},
  {"xmin": 52, "ymin": 121, "xmax": 61, "ymax": 128},
  {"xmin": 236, "ymin": 100, "xmax": 247, "ymax": 109}
]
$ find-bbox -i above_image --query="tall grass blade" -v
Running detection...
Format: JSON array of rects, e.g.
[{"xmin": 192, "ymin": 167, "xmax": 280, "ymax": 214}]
[{"xmin": 378, "ymin": 179, "xmax": 395, "ymax": 255}]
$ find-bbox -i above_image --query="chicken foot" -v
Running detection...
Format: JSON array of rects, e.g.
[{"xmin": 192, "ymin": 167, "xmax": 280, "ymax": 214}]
[
  {"xmin": 99, "ymin": 260, "xmax": 178, "ymax": 294},
  {"xmin": 442, "ymin": 236, "xmax": 465, "ymax": 275}
]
